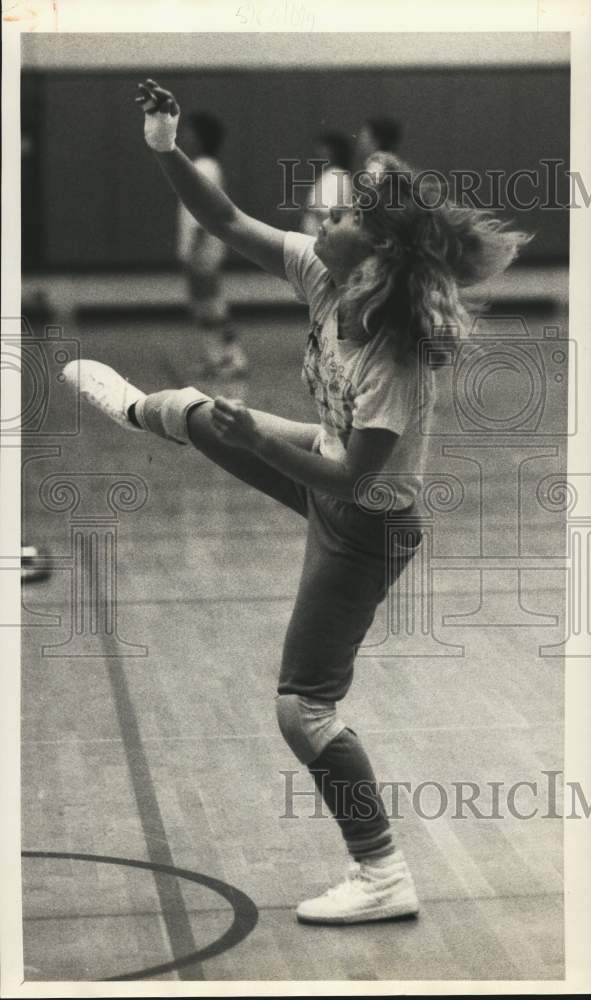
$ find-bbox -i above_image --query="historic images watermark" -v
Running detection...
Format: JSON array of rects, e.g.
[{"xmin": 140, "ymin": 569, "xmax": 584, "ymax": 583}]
[
  {"xmin": 279, "ymin": 769, "xmax": 590, "ymax": 822},
  {"xmin": 2, "ymin": 314, "xmax": 80, "ymax": 437},
  {"xmin": 277, "ymin": 158, "xmax": 585, "ymax": 212},
  {"xmin": 34, "ymin": 471, "xmax": 149, "ymax": 658},
  {"xmin": 349, "ymin": 315, "xmax": 581, "ymax": 660},
  {"xmin": 1, "ymin": 314, "xmax": 148, "ymax": 656}
]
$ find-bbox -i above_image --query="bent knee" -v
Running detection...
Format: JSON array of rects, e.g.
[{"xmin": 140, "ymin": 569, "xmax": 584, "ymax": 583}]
[{"xmin": 275, "ymin": 693, "xmax": 346, "ymax": 765}]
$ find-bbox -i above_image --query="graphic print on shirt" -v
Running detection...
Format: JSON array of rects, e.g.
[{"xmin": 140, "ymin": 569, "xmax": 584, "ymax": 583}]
[{"xmin": 302, "ymin": 319, "xmax": 355, "ymax": 439}]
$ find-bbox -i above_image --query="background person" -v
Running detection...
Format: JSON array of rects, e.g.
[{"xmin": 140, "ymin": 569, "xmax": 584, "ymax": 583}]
[{"xmin": 177, "ymin": 111, "xmax": 248, "ymax": 378}]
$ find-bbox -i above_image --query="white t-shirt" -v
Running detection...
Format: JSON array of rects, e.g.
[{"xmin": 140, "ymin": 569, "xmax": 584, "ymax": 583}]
[
  {"xmin": 284, "ymin": 232, "xmax": 436, "ymax": 510},
  {"xmin": 176, "ymin": 156, "xmax": 225, "ymax": 262}
]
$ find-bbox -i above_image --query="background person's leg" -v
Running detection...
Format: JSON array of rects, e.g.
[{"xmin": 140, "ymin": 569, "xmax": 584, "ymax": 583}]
[{"xmin": 188, "ymin": 231, "xmax": 248, "ymax": 377}]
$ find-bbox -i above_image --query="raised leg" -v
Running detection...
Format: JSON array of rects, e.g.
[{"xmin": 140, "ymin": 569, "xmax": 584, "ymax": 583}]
[
  {"xmin": 64, "ymin": 359, "xmax": 318, "ymax": 518},
  {"xmin": 183, "ymin": 401, "xmax": 316, "ymax": 515}
]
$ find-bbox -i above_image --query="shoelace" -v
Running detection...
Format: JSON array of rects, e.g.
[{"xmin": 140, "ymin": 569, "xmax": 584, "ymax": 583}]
[{"xmin": 322, "ymin": 858, "xmax": 408, "ymax": 899}]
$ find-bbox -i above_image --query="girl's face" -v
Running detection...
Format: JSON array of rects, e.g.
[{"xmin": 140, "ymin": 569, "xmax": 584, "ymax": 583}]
[{"xmin": 314, "ymin": 205, "xmax": 374, "ymax": 272}]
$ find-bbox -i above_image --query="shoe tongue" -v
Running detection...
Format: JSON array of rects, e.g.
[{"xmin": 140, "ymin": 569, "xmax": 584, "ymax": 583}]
[{"xmin": 361, "ymin": 860, "xmax": 396, "ymax": 881}]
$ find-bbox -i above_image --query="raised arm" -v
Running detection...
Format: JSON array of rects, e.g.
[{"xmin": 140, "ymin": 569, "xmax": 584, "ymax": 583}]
[{"xmin": 137, "ymin": 79, "xmax": 286, "ymax": 278}]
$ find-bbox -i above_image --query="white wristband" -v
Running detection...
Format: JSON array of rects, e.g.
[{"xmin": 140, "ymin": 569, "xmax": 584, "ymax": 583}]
[{"xmin": 144, "ymin": 110, "xmax": 179, "ymax": 153}]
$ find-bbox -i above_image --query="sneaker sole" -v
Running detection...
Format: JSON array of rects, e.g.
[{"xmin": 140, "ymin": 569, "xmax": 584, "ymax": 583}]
[{"xmin": 296, "ymin": 904, "xmax": 419, "ymax": 926}]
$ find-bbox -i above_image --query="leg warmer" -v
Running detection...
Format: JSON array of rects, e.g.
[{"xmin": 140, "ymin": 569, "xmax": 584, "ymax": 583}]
[
  {"xmin": 276, "ymin": 695, "xmax": 394, "ymax": 861},
  {"xmin": 308, "ymin": 727, "xmax": 393, "ymax": 861},
  {"xmin": 134, "ymin": 387, "xmax": 211, "ymax": 444}
]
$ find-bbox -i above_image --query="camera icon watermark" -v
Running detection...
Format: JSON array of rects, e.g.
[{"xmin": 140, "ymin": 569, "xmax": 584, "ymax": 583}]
[
  {"xmin": 419, "ymin": 317, "xmax": 574, "ymax": 437},
  {"xmin": 1, "ymin": 315, "xmax": 79, "ymax": 436}
]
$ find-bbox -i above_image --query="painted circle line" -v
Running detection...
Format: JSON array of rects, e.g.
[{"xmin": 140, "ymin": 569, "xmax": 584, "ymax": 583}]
[{"xmin": 22, "ymin": 850, "xmax": 259, "ymax": 981}]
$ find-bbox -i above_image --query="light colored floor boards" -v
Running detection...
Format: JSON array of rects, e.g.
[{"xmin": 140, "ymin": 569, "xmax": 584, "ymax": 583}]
[{"xmin": 20, "ymin": 309, "xmax": 566, "ymax": 982}]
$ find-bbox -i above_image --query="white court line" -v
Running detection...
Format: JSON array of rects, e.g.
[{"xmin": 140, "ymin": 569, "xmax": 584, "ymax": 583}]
[{"xmin": 22, "ymin": 720, "xmax": 563, "ymax": 746}]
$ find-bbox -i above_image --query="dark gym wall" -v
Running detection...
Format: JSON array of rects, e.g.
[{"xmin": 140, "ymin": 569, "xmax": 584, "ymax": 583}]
[{"xmin": 22, "ymin": 67, "xmax": 570, "ymax": 270}]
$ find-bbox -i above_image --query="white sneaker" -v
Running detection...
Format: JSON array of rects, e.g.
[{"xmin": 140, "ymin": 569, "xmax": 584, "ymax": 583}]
[
  {"xmin": 296, "ymin": 850, "xmax": 419, "ymax": 925},
  {"xmin": 62, "ymin": 360, "xmax": 145, "ymax": 431}
]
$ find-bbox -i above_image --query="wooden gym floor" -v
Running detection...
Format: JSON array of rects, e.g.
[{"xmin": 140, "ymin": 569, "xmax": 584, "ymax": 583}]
[{"xmin": 19, "ymin": 304, "xmax": 566, "ymax": 982}]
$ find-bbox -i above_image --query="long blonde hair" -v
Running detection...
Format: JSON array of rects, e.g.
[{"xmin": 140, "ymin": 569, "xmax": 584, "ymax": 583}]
[{"xmin": 339, "ymin": 154, "xmax": 532, "ymax": 364}]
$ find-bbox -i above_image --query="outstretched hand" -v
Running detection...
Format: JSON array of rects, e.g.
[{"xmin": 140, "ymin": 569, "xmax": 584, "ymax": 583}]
[
  {"xmin": 135, "ymin": 78, "xmax": 180, "ymax": 117},
  {"xmin": 136, "ymin": 78, "xmax": 180, "ymax": 152},
  {"xmin": 211, "ymin": 397, "xmax": 261, "ymax": 450}
]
